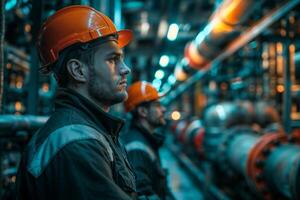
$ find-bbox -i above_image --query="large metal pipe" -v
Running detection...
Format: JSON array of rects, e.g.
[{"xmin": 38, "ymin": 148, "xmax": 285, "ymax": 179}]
[
  {"xmin": 246, "ymin": 133, "xmax": 300, "ymax": 200},
  {"xmin": 175, "ymin": 119, "xmax": 205, "ymax": 156},
  {"xmin": 165, "ymin": 0, "xmax": 300, "ymax": 106},
  {"xmin": 0, "ymin": 115, "xmax": 48, "ymax": 136},
  {"xmin": 226, "ymin": 132, "xmax": 259, "ymax": 176},
  {"xmin": 220, "ymin": 129, "xmax": 300, "ymax": 199},
  {"xmin": 203, "ymin": 102, "xmax": 254, "ymax": 161},
  {"xmin": 185, "ymin": 0, "xmax": 258, "ymax": 70},
  {"xmin": 264, "ymin": 144, "xmax": 300, "ymax": 199}
]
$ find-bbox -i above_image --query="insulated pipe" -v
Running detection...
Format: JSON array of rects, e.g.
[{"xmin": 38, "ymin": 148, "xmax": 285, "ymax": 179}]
[
  {"xmin": 216, "ymin": 126, "xmax": 259, "ymax": 176},
  {"xmin": 203, "ymin": 102, "xmax": 253, "ymax": 161},
  {"xmin": 264, "ymin": 144, "xmax": 300, "ymax": 199},
  {"xmin": 226, "ymin": 132, "xmax": 259, "ymax": 176},
  {"xmin": 246, "ymin": 132, "xmax": 300, "ymax": 200},
  {"xmin": 180, "ymin": 119, "xmax": 205, "ymax": 156},
  {"xmin": 185, "ymin": 0, "xmax": 257, "ymax": 69},
  {"xmin": 219, "ymin": 128, "xmax": 300, "ymax": 199},
  {"xmin": 0, "ymin": 115, "xmax": 48, "ymax": 136},
  {"xmin": 183, "ymin": 119, "xmax": 202, "ymax": 143}
]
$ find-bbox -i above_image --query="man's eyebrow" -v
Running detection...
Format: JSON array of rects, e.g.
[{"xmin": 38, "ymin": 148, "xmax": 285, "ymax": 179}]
[{"xmin": 105, "ymin": 51, "xmax": 124, "ymax": 57}]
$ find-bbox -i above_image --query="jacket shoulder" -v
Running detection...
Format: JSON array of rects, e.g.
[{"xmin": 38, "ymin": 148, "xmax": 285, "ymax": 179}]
[
  {"xmin": 125, "ymin": 140, "xmax": 157, "ymax": 162},
  {"xmin": 26, "ymin": 124, "xmax": 113, "ymax": 178}
]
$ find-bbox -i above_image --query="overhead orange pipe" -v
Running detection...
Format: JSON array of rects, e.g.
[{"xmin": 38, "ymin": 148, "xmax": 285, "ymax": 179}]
[{"xmin": 185, "ymin": 0, "xmax": 257, "ymax": 70}]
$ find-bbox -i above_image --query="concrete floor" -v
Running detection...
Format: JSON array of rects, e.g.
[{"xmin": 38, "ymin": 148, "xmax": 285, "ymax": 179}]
[{"xmin": 160, "ymin": 147, "xmax": 204, "ymax": 200}]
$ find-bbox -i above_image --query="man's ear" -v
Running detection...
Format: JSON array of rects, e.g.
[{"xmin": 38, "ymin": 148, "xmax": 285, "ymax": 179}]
[
  {"xmin": 66, "ymin": 59, "xmax": 88, "ymax": 83},
  {"xmin": 137, "ymin": 106, "xmax": 148, "ymax": 118}
]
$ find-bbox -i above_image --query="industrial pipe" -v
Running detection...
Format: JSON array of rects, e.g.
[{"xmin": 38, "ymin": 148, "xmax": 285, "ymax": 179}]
[
  {"xmin": 203, "ymin": 102, "xmax": 254, "ymax": 161},
  {"xmin": 246, "ymin": 131, "xmax": 300, "ymax": 200},
  {"xmin": 218, "ymin": 126, "xmax": 260, "ymax": 176},
  {"xmin": 185, "ymin": 0, "xmax": 258, "ymax": 70},
  {"xmin": 175, "ymin": 119, "xmax": 205, "ymax": 156},
  {"xmin": 214, "ymin": 126, "xmax": 300, "ymax": 200},
  {"xmin": 171, "ymin": 103, "xmax": 300, "ymax": 199},
  {"xmin": 165, "ymin": 0, "xmax": 300, "ymax": 106},
  {"xmin": 0, "ymin": 115, "xmax": 48, "ymax": 136}
]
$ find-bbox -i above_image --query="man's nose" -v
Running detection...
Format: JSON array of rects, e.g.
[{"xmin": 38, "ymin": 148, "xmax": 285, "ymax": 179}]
[{"xmin": 119, "ymin": 61, "xmax": 131, "ymax": 75}]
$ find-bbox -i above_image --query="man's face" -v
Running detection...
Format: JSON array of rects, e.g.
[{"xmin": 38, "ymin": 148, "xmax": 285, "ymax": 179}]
[
  {"xmin": 146, "ymin": 100, "xmax": 166, "ymax": 127},
  {"xmin": 87, "ymin": 40, "xmax": 130, "ymax": 106}
]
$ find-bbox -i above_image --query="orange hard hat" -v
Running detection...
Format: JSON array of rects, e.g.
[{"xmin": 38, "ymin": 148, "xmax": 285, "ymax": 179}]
[
  {"xmin": 37, "ymin": 5, "xmax": 133, "ymax": 73},
  {"xmin": 125, "ymin": 81, "xmax": 161, "ymax": 112}
]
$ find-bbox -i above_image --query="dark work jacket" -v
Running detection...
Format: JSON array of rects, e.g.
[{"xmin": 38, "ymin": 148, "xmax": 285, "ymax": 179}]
[
  {"xmin": 121, "ymin": 124, "xmax": 172, "ymax": 200},
  {"xmin": 16, "ymin": 88, "xmax": 136, "ymax": 200}
]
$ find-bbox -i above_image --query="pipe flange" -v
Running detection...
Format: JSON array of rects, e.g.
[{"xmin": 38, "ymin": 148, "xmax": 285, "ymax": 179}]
[
  {"xmin": 246, "ymin": 133, "xmax": 288, "ymax": 199},
  {"xmin": 194, "ymin": 128, "xmax": 205, "ymax": 155}
]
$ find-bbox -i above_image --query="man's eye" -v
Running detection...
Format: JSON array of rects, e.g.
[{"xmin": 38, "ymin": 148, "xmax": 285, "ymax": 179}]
[{"xmin": 109, "ymin": 57, "xmax": 119, "ymax": 64}]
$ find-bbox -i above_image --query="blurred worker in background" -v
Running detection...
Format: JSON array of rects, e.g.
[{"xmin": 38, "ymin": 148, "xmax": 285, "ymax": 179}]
[
  {"xmin": 122, "ymin": 81, "xmax": 175, "ymax": 200},
  {"xmin": 16, "ymin": 5, "xmax": 137, "ymax": 200}
]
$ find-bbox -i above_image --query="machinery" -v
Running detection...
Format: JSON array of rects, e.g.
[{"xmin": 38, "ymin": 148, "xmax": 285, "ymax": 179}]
[{"xmin": 170, "ymin": 102, "xmax": 300, "ymax": 200}]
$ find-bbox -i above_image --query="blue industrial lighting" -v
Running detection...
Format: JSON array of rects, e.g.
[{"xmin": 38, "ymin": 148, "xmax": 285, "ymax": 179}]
[
  {"xmin": 167, "ymin": 74, "xmax": 176, "ymax": 84},
  {"xmin": 123, "ymin": 1, "xmax": 144, "ymax": 10},
  {"xmin": 167, "ymin": 23, "xmax": 179, "ymax": 41},
  {"xmin": 5, "ymin": 0, "xmax": 17, "ymax": 11},
  {"xmin": 154, "ymin": 69, "xmax": 165, "ymax": 79},
  {"xmin": 162, "ymin": 83, "xmax": 171, "ymax": 92},
  {"xmin": 152, "ymin": 79, "xmax": 162, "ymax": 90},
  {"xmin": 21, "ymin": 7, "xmax": 30, "ymax": 15},
  {"xmin": 159, "ymin": 55, "xmax": 169, "ymax": 67}
]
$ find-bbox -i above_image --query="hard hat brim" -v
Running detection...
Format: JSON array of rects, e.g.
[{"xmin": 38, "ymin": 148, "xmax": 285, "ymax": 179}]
[{"xmin": 117, "ymin": 29, "xmax": 133, "ymax": 48}]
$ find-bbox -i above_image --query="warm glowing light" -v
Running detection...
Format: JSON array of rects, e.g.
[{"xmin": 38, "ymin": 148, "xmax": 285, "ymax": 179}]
[
  {"xmin": 25, "ymin": 24, "xmax": 31, "ymax": 33},
  {"xmin": 15, "ymin": 101, "xmax": 22, "ymax": 111},
  {"xmin": 276, "ymin": 42, "xmax": 283, "ymax": 53},
  {"xmin": 42, "ymin": 83, "xmax": 49, "ymax": 92},
  {"xmin": 6, "ymin": 63, "xmax": 12, "ymax": 69},
  {"xmin": 16, "ymin": 81, "xmax": 23, "ymax": 89},
  {"xmin": 174, "ymin": 65, "xmax": 187, "ymax": 81},
  {"xmin": 171, "ymin": 111, "xmax": 181, "ymax": 121},
  {"xmin": 277, "ymin": 85, "xmax": 284, "ymax": 93}
]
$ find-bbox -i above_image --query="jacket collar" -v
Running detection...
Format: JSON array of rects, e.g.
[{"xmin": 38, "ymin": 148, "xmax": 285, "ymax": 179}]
[
  {"xmin": 54, "ymin": 88, "xmax": 124, "ymax": 138},
  {"xmin": 132, "ymin": 123, "xmax": 165, "ymax": 149}
]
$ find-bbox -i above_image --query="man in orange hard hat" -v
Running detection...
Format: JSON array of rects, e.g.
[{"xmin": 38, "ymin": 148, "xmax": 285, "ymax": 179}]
[
  {"xmin": 121, "ymin": 81, "xmax": 174, "ymax": 200},
  {"xmin": 16, "ymin": 5, "xmax": 136, "ymax": 200}
]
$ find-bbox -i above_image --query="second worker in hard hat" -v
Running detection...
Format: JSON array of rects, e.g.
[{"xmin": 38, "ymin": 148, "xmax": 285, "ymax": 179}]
[{"xmin": 122, "ymin": 81, "xmax": 175, "ymax": 200}]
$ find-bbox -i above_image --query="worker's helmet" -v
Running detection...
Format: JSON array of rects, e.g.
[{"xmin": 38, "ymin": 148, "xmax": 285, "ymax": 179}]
[
  {"xmin": 125, "ymin": 81, "xmax": 162, "ymax": 112},
  {"xmin": 37, "ymin": 5, "xmax": 133, "ymax": 73}
]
